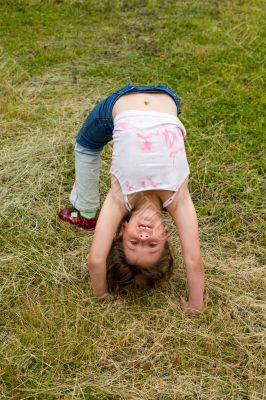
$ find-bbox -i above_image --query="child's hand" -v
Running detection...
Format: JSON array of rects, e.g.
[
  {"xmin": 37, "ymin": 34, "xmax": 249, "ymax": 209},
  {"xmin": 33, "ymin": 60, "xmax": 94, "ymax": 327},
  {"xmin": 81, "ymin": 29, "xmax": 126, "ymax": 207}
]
[
  {"xmin": 179, "ymin": 293, "xmax": 208, "ymax": 315},
  {"xmin": 99, "ymin": 292, "xmax": 117, "ymax": 301}
]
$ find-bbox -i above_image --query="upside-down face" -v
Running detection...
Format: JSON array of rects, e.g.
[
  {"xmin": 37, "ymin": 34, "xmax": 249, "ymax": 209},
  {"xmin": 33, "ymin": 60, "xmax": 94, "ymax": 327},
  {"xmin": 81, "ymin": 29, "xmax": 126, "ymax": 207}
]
[{"xmin": 121, "ymin": 208, "xmax": 169, "ymax": 268}]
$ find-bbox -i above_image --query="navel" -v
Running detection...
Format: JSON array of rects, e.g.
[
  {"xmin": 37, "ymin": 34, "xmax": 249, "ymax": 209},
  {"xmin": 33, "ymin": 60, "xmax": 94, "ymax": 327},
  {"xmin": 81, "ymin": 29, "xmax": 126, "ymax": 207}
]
[{"xmin": 144, "ymin": 100, "xmax": 148, "ymax": 105}]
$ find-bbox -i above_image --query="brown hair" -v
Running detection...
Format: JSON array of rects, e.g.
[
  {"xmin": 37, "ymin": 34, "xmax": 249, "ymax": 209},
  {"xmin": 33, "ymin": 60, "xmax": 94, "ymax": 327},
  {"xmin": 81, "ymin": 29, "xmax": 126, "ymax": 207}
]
[{"xmin": 106, "ymin": 214, "xmax": 173, "ymax": 294}]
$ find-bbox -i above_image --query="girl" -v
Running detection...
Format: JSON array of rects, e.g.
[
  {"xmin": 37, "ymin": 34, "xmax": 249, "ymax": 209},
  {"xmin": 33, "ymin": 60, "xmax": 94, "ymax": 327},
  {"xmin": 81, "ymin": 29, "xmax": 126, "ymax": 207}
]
[{"xmin": 59, "ymin": 83, "xmax": 206, "ymax": 314}]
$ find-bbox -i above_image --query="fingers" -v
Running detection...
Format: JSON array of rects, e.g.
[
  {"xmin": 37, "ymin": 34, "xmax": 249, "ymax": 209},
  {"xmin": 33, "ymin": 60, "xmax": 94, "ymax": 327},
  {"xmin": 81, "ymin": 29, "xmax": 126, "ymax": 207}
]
[
  {"xmin": 179, "ymin": 297, "xmax": 189, "ymax": 312},
  {"xmin": 179, "ymin": 296, "xmax": 188, "ymax": 307},
  {"xmin": 203, "ymin": 292, "xmax": 209, "ymax": 304},
  {"xmin": 179, "ymin": 296, "xmax": 204, "ymax": 315},
  {"xmin": 99, "ymin": 292, "xmax": 115, "ymax": 300}
]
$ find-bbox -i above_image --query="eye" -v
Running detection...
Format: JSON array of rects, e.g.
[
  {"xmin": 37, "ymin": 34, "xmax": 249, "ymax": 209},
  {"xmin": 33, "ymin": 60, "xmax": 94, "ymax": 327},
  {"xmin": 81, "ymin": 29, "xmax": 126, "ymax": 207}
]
[
  {"xmin": 149, "ymin": 243, "xmax": 157, "ymax": 248},
  {"xmin": 130, "ymin": 240, "xmax": 138, "ymax": 245}
]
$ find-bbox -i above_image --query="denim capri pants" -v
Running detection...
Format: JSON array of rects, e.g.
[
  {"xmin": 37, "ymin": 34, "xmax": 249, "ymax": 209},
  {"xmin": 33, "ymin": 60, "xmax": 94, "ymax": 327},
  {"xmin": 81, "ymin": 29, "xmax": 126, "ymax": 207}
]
[{"xmin": 76, "ymin": 83, "xmax": 182, "ymax": 151}]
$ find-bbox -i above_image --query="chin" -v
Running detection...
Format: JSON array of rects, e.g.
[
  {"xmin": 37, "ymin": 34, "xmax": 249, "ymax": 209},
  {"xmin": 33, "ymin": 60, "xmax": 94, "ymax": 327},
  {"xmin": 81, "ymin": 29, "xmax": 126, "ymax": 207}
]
[{"xmin": 135, "ymin": 210, "xmax": 163, "ymax": 224}]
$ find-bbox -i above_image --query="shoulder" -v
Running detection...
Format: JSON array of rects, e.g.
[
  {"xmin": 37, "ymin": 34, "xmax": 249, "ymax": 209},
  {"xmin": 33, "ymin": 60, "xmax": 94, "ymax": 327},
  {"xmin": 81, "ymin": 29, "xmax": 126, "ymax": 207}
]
[
  {"xmin": 165, "ymin": 177, "xmax": 190, "ymax": 214},
  {"xmin": 110, "ymin": 175, "xmax": 126, "ymax": 206},
  {"xmin": 89, "ymin": 187, "xmax": 127, "ymax": 263},
  {"xmin": 111, "ymin": 175, "xmax": 145, "ymax": 211}
]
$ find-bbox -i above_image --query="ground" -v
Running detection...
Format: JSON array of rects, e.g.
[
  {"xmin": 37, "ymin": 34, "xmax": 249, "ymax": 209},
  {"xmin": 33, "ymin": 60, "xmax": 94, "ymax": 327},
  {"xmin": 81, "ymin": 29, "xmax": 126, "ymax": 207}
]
[{"xmin": 0, "ymin": 0, "xmax": 265, "ymax": 399}]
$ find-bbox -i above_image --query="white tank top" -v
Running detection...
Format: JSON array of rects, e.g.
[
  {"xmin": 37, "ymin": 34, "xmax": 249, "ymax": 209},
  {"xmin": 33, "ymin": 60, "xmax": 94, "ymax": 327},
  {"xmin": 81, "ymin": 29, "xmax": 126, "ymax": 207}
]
[{"xmin": 111, "ymin": 110, "xmax": 190, "ymax": 211}]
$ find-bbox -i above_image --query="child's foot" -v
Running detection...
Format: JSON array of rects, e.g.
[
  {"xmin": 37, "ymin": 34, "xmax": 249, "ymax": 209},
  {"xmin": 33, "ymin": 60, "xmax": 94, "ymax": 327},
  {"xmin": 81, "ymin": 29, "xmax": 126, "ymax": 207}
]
[{"xmin": 58, "ymin": 208, "xmax": 97, "ymax": 230}]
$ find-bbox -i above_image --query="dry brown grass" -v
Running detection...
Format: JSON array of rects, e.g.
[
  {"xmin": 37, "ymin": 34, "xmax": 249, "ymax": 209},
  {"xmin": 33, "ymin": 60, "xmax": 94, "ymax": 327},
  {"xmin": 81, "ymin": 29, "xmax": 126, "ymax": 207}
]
[
  {"xmin": 1, "ymin": 69, "xmax": 265, "ymax": 399},
  {"xmin": 1, "ymin": 0, "xmax": 265, "ymax": 399}
]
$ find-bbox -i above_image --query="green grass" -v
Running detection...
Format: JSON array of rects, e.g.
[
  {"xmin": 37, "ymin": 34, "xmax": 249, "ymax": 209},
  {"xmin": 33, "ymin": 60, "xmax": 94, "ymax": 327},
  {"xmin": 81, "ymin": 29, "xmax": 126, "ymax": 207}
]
[{"xmin": 0, "ymin": 0, "xmax": 265, "ymax": 399}]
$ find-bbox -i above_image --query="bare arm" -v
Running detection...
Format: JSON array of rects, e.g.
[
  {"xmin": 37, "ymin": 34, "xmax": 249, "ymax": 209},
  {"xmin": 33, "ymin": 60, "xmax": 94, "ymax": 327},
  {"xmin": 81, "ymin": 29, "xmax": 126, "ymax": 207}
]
[
  {"xmin": 167, "ymin": 179, "xmax": 205, "ymax": 313},
  {"xmin": 87, "ymin": 188, "xmax": 127, "ymax": 298}
]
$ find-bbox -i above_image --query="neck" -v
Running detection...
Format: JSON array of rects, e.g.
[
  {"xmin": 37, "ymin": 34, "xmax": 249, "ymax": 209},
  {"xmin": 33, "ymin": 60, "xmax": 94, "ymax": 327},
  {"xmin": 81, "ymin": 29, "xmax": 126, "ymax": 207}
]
[{"xmin": 133, "ymin": 191, "xmax": 162, "ymax": 213}]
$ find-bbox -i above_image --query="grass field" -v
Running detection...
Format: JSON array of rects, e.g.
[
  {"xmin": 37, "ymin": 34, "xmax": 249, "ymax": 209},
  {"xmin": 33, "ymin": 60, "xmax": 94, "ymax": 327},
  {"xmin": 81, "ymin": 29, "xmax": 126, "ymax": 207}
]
[{"xmin": 0, "ymin": 0, "xmax": 265, "ymax": 399}]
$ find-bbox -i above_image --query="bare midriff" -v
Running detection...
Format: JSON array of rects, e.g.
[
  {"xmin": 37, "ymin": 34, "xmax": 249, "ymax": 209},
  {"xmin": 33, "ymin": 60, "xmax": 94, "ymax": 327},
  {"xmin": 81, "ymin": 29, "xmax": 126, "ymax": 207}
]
[{"xmin": 112, "ymin": 91, "xmax": 178, "ymax": 119}]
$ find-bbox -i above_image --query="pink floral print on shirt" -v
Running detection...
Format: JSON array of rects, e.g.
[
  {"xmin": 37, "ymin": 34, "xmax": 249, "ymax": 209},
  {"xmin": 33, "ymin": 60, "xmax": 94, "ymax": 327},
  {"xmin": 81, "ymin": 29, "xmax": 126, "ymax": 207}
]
[
  {"xmin": 147, "ymin": 176, "xmax": 158, "ymax": 187},
  {"xmin": 136, "ymin": 132, "xmax": 153, "ymax": 151},
  {"xmin": 126, "ymin": 180, "xmax": 134, "ymax": 191}
]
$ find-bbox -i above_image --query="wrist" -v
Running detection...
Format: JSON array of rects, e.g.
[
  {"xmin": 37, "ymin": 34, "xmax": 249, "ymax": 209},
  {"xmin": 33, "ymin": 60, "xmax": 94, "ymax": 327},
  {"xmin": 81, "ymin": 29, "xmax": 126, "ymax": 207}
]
[
  {"xmin": 188, "ymin": 292, "xmax": 208, "ymax": 311},
  {"xmin": 187, "ymin": 299, "xmax": 204, "ymax": 312}
]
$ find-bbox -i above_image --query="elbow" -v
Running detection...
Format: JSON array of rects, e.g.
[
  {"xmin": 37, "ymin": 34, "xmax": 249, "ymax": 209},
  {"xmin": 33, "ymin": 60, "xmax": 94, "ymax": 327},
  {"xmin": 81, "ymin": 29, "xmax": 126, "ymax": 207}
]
[
  {"xmin": 87, "ymin": 253, "xmax": 97, "ymax": 271},
  {"xmin": 86, "ymin": 254, "xmax": 108, "ymax": 298},
  {"xmin": 87, "ymin": 253, "xmax": 106, "ymax": 270},
  {"xmin": 185, "ymin": 256, "xmax": 204, "ymax": 273}
]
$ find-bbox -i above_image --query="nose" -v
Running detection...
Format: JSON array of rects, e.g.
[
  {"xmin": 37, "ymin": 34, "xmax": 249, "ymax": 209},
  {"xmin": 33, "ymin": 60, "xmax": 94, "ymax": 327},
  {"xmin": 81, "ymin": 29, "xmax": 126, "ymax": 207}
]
[{"xmin": 139, "ymin": 231, "xmax": 150, "ymax": 240}]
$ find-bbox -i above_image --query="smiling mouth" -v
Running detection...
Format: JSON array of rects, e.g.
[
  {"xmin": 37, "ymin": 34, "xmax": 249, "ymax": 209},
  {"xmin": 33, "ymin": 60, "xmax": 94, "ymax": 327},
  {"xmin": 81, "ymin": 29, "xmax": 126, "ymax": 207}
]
[{"xmin": 138, "ymin": 224, "xmax": 153, "ymax": 230}]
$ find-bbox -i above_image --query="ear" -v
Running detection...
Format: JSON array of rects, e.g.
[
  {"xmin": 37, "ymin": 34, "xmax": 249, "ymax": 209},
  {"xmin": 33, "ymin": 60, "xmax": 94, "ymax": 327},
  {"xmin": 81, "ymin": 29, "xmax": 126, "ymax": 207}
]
[
  {"xmin": 164, "ymin": 228, "xmax": 171, "ymax": 239},
  {"xmin": 160, "ymin": 227, "xmax": 171, "ymax": 241}
]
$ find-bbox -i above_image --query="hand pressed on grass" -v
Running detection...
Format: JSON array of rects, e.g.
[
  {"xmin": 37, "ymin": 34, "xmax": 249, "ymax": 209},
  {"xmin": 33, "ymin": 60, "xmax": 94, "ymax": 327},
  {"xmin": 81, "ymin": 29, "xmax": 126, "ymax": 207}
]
[
  {"xmin": 180, "ymin": 293, "xmax": 209, "ymax": 315},
  {"xmin": 99, "ymin": 292, "xmax": 117, "ymax": 301}
]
